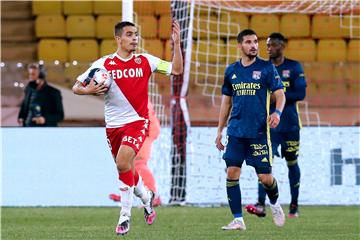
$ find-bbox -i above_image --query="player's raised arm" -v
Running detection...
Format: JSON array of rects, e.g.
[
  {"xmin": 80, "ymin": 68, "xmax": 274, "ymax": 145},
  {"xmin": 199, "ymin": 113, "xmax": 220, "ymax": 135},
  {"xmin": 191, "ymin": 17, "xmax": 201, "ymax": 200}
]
[{"xmin": 171, "ymin": 20, "xmax": 183, "ymax": 75}]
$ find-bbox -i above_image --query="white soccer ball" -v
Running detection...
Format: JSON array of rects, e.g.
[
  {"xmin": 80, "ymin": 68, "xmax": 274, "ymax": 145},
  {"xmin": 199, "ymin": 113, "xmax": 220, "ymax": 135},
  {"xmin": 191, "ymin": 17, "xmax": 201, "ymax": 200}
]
[{"xmin": 86, "ymin": 68, "xmax": 112, "ymax": 87}]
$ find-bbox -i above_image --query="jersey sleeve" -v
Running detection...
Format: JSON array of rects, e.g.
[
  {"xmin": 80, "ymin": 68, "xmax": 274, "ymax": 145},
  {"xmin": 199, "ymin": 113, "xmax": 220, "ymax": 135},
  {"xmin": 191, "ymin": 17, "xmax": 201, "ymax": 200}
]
[
  {"xmin": 143, "ymin": 53, "xmax": 172, "ymax": 75},
  {"xmin": 285, "ymin": 61, "xmax": 307, "ymax": 102},
  {"xmin": 267, "ymin": 64, "xmax": 283, "ymax": 92},
  {"xmin": 76, "ymin": 57, "xmax": 106, "ymax": 83},
  {"xmin": 221, "ymin": 66, "xmax": 233, "ymax": 96}
]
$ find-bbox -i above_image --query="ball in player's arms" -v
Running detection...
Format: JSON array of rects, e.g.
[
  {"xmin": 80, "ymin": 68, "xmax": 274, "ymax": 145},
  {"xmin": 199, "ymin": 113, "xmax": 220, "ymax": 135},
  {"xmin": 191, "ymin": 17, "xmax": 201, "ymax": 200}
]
[{"xmin": 84, "ymin": 68, "xmax": 112, "ymax": 88}]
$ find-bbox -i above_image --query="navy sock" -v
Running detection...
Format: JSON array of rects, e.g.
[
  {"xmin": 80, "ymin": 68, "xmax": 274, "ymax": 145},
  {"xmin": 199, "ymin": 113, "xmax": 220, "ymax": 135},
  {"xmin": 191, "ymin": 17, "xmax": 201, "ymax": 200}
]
[
  {"xmin": 226, "ymin": 179, "xmax": 242, "ymax": 218},
  {"xmin": 288, "ymin": 161, "xmax": 301, "ymax": 206},
  {"xmin": 263, "ymin": 178, "xmax": 279, "ymax": 205},
  {"xmin": 258, "ymin": 181, "xmax": 266, "ymax": 205}
]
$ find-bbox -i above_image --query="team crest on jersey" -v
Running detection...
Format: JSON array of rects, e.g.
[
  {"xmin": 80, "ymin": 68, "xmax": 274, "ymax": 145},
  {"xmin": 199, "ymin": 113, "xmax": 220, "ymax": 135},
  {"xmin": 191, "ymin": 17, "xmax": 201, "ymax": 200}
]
[
  {"xmin": 252, "ymin": 71, "xmax": 261, "ymax": 80},
  {"xmin": 134, "ymin": 57, "xmax": 142, "ymax": 64},
  {"xmin": 282, "ymin": 70, "xmax": 290, "ymax": 78}
]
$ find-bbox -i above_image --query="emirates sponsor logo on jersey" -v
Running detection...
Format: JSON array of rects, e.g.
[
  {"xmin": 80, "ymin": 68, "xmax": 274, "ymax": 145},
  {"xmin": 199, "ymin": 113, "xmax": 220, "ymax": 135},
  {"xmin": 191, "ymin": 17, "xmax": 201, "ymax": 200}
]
[{"xmin": 110, "ymin": 68, "xmax": 143, "ymax": 79}]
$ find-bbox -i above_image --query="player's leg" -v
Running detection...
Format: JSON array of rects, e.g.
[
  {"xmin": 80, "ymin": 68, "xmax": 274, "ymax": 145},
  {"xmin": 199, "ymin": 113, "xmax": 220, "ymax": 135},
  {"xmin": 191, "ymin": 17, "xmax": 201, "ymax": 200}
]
[
  {"xmin": 115, "ymin": 144, "xmax": 136, "ymax": 235},
  {"xmin": 247, "ymin": 137, "xmax": 285, "ymax": 227},
  {"xmin": 221, "ymin": 136, "xmax": 246, "ymax": 231},
  {"xmin": 282, "ymin": 131, "xmax": 301, "ymax": 218}
]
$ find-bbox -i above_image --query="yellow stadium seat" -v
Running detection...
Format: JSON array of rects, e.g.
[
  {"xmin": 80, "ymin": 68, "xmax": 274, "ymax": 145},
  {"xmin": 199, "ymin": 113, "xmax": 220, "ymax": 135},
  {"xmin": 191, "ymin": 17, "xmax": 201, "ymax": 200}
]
[
  {"xmin": 220, "ymin": 12, "xmax": 249, "ymax": 38},
  {"xmin": 93, "ymin": 1, "xmax": 121, "ymax": 15},
  {"xmin": 227, "ymin": 39, "xmax": 241, "ymax": 63},
  {"xmin": 63, "ymin": 1, "xmax": 92, "ymax": 15},
  {"xmin": 32, "ymin": 1, "xmax": 62, "ymax": 15},
  {"xmin": 286, "ymin": 39, "xmax": 316, "ymax": 62},
  {"xmin": 35, "ymin": 15, "xmax": 65, "ymax": 37},
  {"xmin": 65, "ymin": 64, "xmax": 91, "ymax": 83},
  {"xmin": 280, "ymin": 14, "xmax": 310, "ymax": 38},
  {"xmin": 164, "ymin": 39, "xmax": 172, "ymax": 61},
  {"xmin": 342, "ymin": 16, "xmax": 360, "ymax": 38},
  {"xmin": 137, "ymin": 16, "xmax": 157, "ymax": 38},
  {"xmin": 312, "ymin": 15, "xmax": 343, "ymax": 38},
  {"xmin": 192, "ymin": 39, "xmax": 226, "ymax": 63},
  {"xmin": 154, "ymin": 1, "xmax": 171, "ymax": 16},
  {"xmin": 69, "ymin": 39, "xmax": 99, "ymax": 62},
  {"xmin": 100, "ymin": 39, "xmax": 117, "ymax": 56},
  {"xmin": 250, "ymin": 14, "xmax": 280, "ymax": 38},
  {"xmin": 97, "ymin": 15, "xmax": 121, "ymax": 38},
  {"xmin": 258, "ymin": 39, "xmax": 267, "ymax": 59},
  {"xmin": 66, "ymin": 15, "xmax": 96, "ymax": 38},
  {"xmin": 159, "ymin": 15, "xmax": 172, "ymax": 39},
  {"xmin": 347, "ymin": 40, "xmax": 360, "ymax": 62},
  {"xmin": 143, "ymin": 39, "xmax": 164, "ymax": 59},
  {"xmin": 193, "ymin": 15, "xmax": 219, "ymax": 39},
  {"xmin": 38, "ymin": 39, "xmax": 68, "ymax": 62},
  {"xmin": 317, "ymin": 39, "xmax": 346, "ymax": 62},
  {"xmin": 134, "ymin": 1, "xmax": 156, "ymax": 16}
]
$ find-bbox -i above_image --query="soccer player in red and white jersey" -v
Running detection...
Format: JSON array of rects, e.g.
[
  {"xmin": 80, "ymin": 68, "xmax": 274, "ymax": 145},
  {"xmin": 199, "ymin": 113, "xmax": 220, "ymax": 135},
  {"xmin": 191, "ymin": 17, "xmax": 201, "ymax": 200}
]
[{"xmin": 72, "ymin": 21, "xmax": 183, "ymax": 235}]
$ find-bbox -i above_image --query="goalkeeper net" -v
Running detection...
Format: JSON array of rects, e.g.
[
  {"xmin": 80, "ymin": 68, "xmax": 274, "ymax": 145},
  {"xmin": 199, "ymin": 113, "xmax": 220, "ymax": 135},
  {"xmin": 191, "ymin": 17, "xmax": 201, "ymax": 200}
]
[{"xmin": 163, "ymin": 0, "xmax": 360, "ymax": 205}]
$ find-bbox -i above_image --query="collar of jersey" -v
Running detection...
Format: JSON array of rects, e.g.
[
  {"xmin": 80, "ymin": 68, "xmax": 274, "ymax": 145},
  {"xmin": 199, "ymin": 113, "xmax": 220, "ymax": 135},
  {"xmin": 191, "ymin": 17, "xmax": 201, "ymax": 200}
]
[{"xmin": 114, "ymin": 52, "xmax": 135, "ymax": 62}]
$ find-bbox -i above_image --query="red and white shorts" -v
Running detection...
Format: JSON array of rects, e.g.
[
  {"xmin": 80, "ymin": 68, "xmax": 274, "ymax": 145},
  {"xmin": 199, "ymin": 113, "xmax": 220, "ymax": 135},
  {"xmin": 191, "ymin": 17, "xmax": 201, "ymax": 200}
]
[{"xmin": 106, "ymin": 120, "xmax": 149, "ymax": 159}]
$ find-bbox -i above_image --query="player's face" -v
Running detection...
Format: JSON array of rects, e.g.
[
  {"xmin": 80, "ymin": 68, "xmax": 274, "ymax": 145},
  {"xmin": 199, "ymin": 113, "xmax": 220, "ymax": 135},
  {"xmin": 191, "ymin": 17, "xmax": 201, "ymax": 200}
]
[
  {"xmin": 266, "ymin": 38, "xmax": 284, "ymax": 59},
  {"xmin": 116, "ymin": 26, "xmax": 139, "ymax": 53},
  {"xmin": 239, "ymin": 35, "xmax": 258, "ymax": 58},
  {"xmin": 28, "ymin": 68, "xmax": 39, "ymax": 81}
]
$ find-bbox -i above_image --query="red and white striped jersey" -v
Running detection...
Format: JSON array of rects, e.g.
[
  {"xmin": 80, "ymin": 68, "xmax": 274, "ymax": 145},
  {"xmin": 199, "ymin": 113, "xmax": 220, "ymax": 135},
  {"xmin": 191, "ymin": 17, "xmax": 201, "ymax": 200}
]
[{"xmin": 77, "ymin": 53, "xmax": 172, "ymax": 128}]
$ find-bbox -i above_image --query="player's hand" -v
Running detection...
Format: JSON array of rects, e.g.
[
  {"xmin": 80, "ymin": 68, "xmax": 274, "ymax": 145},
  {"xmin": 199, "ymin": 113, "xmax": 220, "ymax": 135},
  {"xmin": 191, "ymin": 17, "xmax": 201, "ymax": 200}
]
[
  {"xmin": 215, "ymin": 131, "xmax": 225, "ymax": 151},
  {"xmin": 172, "ymin": 20, "xmax": 181, "ymax": 46},
  {"xmin": 86, "ymin": 78, "xmax": 108, "ymax": 95},
  {"xmin": 18, "ymin": 118, "xmax": 24, "ymax": 125},
  {"xmin": 268, "ymin": 112, "xmax": 280, "ymax": 128},
  {"xmin": 32, "ymin": 116, "xmax": 45, "ymax": 125}
]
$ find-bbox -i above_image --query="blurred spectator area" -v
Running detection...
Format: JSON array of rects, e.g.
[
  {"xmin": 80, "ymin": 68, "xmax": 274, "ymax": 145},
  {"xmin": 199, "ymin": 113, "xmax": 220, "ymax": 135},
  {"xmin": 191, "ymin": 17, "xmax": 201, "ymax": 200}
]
[{"xmin": 1, "ymin": 1, "xmax": 359, "ymax": 126}]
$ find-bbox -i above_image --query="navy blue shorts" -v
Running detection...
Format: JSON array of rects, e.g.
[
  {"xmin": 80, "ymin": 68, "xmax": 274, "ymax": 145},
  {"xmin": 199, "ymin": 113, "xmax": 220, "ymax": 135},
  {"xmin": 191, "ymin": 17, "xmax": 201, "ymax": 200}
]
[
  {"xmin": 271, "ymin": 130, "xmax": 300, "ymax": 162},
  {"xmin": 223, "ymin": 135, "xmax": 272, "ymax": 174}
]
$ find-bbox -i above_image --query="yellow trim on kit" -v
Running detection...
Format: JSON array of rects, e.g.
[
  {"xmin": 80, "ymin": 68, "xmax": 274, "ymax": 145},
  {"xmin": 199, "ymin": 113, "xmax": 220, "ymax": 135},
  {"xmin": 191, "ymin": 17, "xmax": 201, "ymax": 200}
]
[
  {"xmin": 286, "ymin": 159, "xmax": 298, "ymax": 166},
  {"xmin": 296, "ymin": 102, "xmax": 302, "ymax": 129},
  {"xmin": 266, "ymin": 90, "xmax": 273, "ymax": 166},
  {"xmin": 156, "ymin": 60, "xmax": 171, "ymax": 75}
]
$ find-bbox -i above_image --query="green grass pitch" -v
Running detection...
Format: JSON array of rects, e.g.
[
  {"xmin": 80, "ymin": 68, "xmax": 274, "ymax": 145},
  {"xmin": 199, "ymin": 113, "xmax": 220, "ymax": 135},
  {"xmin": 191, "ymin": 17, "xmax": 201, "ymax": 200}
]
[{"xmin": 2, "ymin": 206, "xmax": 359, "ymax": 240}]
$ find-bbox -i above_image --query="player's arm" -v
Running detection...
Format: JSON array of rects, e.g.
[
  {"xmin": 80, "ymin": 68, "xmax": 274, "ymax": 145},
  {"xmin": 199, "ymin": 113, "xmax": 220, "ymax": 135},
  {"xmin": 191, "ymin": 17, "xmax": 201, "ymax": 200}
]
[
  {"xmin": 215, "ymin": 95, "xmax": 232, "ymax": 151},
  {"xmin": 267, "ymin": 65, "xmax": 286, "ymax": 128},
  {"xmin": 72, "ymin": 79, "xmax": 108, "ymax": 95},
  {"xmin": 285, "ymin": 63, "xmax": 307, "ymax": 103},
  {"xmin": 171, "ymin": 20, "xmax": 183, "ymax": 75}
]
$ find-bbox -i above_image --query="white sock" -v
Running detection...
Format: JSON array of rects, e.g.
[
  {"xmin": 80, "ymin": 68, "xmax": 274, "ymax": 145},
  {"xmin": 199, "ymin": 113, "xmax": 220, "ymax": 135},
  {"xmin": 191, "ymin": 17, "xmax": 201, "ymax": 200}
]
[
  {"xmin": 234, "ymin": 217, "xmax": 244, "ymax": 222},
  {"xmin": 134, "ymin": 175, "xmax": 150, "ymax": 205},
  {"xmin": 119, "ymin": 183, "xmax": 134, "ymax": 219}
]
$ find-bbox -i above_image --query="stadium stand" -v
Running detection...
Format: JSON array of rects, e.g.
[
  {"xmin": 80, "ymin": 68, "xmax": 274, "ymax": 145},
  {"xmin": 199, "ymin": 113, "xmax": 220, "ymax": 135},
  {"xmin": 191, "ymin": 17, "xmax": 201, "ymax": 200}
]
[
  {"xmin": 63, "ymin": 1, "xmax": 93, "ymax": 15},
  {"xmin": 100, "ymin": 39, "xmax": 118, "ymax": 56},
  {"xmin": 286, "ymin": 39, "xmax": 316, "ymax": 62},
  {"xmin": 66, "ymin": 15, "xmax": 96, "ymax": 38},
  {"xmin": 35, "ymin": 15, "xmax": 66, "ymax": 38},
  {"xmin": 96, "ymin": 15, "xmax": 121, "ymax": 38},
  {"xmin": 1, "ymin": 0, "xmax": 359, "ymax": 126},
  {"xmin": 250, "ymin": 14, "xmax": 280, "ymax": 38},
  {"xmin": 280, "ymin": 14, "xmax": 310, "ymax": 38},
  {"xmin": 68, "ymin": 39, "xmax": 99, "ymax": 62},
  {"xmin": 32, "ymin": 1, "xmax": 62, "ymax": 15},
  {"xmin": 38, "ymin": 39, "xmax": 68, "ymax": 62}
]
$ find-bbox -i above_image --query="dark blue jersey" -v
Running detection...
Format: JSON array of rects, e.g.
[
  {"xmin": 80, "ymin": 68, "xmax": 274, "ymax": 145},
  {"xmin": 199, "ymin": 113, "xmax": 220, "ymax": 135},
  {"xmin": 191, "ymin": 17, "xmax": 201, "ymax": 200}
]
[
  {"xmin": 222, "ymin": 57, "xmax": 283, "ymax": 138},
  {"xmin": 271, "ymin": 58, "xmax": 307, "ymax": 133}
]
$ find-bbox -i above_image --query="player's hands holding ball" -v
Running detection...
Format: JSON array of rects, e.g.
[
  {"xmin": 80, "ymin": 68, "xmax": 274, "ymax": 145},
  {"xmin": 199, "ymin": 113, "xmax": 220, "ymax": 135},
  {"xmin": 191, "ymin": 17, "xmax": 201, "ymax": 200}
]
[{"xmin": 86, "ymin": 77, "xmax": 109, "ymax": 96}]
